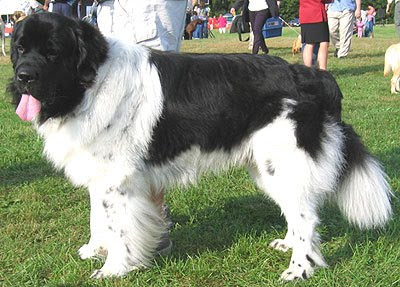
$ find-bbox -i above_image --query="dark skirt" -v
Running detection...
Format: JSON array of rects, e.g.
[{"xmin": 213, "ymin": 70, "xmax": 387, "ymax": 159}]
[{"xmin": 301, "ymin": 22, "xmax": 329, "ymax": 44}]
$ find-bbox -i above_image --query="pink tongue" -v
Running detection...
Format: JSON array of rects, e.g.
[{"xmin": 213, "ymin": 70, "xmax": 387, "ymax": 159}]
[{"xmin": 16, "ymin": 94, "xmax": 41, "ymax": 122}]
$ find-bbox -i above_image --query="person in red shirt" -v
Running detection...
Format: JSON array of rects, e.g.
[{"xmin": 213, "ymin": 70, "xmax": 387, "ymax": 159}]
[
  {"xmin": 299, "ymin": 0, "xmax": 330, "ymax": 70},
  {"xmin": 208, "ymin": 17, "xmax": 214, "ymax": 30}
]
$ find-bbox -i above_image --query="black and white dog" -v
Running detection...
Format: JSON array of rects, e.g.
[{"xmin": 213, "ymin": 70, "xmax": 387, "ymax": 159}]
[{"xmin": 9, "ymin": 13, "xmax": 392, "ymax": 280}]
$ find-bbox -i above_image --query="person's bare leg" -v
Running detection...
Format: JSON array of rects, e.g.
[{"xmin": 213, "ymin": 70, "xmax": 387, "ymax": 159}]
[
  {"xmin": 317, "ymin": 42, "xmax": 329, "ymax": 70},
  {"xmin": 303, "ymin": 43, "xmax": 315, "ymax": 68}
]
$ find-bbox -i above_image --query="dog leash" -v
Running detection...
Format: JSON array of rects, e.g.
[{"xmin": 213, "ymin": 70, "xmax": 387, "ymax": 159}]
[{"xmin": 279, "ymin": 17, "xmax": 301, "ymax": 36}]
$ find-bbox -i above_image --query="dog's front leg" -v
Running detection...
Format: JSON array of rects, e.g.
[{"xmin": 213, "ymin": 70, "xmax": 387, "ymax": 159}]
[
  {"xmin": 89, "ymin": 179, "xmax": 166, "ymax": 278},
  {"xmin": 78, "ymin": 187, "xmax": 110, "ymax": 260}
]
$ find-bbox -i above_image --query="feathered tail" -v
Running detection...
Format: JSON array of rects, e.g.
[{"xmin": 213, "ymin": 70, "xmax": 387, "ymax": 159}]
[{"xmin": 336, "ymin": 123, "xmax": 393, "ymax": 229}]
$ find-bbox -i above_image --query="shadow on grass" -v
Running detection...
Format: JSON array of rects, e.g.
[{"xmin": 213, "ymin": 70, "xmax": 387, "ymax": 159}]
[
  {"xmin": 166, "ymin": 146, "xmax": 400, "ymax": 265},
  {"xmin": 330, "ymin": 64, "xmax": 383, "ymax": 78},
  {"xmin": 170, "ymin": 194, "xmax": 285, "ymax": 257},
  {"xmin": 169, "ymin": 194, "xmax": 354, "ymax": 254},
  {"xmin": 350, "ymin": 50, "xmax": 386, "ymax": 59},
  {"xmin": 0, "ymin": 160, "xmax": 59, "ymax": 187},
  {"xmin": 167, "ymin": 192, "xmax": 399, "ymax": 269},
  {"xmin": 378, "ymin": 148, "xmax": 400, "ymax": 180}
]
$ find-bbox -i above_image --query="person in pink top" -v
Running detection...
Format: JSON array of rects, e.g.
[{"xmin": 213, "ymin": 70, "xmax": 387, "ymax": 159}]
[
  {"xmin": 218, "ymin": 14, "xmax": 227, "ymax": 33},
  {"xmin": 356, "ymin": 18, "xmax": 364, "ymax": 37},
  {"xmin": 365, "ymin": 4, "xmax": 376, "ymax": 38}
]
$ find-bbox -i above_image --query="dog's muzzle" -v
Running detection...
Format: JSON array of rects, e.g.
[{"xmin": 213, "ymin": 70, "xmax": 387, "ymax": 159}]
[{"xmin": 17, "ymin": 67, "xmax": 37, "ymax": 85}]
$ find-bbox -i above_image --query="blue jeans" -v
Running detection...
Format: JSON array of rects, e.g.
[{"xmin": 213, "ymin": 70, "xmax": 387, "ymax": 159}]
[
  {"xmin": 364, "ymin": 20, "xmax": 374, "ymax": 37},
  {"xmin": 193, "ymin": 23, "xmax": 202, "ymax": 38},
  {"xmin": 193, "ymin": 21, "xmax": 208, "ymax": 39},
  {"xmin": 52, "ymin": 3, "xmax": 72, "ymax": 17}
]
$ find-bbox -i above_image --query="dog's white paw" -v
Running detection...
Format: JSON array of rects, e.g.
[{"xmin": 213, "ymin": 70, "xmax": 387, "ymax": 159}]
[
  {"xmin": 90, "ymin": 269, "xmax": 111, "ymax": 279},
  {"xmin": 90, "ymin": 265, "xmax": 138, "ymax": 279},
  {"xmin": 280, "ymin": 264, "xmax": 314, "ymax": 281},
  {"xmin": 78, "ymin": 244, "xmax": 107, "ymax": 260},
  {"xmin": 280, "ymin": 252, "xmax": 326, "ymax": 281},
  {"xmin": 269, "ymin": 239, "xmax": 292, "ymax": 252}
]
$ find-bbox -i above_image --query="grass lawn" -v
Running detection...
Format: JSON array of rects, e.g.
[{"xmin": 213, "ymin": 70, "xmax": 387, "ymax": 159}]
[{"xmin": 0, "ymin": 25, "xmax": 399, "ymax": 287}]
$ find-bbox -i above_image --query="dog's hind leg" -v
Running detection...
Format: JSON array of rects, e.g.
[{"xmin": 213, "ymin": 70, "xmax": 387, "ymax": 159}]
[
  {"xmin": 249, "ymin": 120, "xmax": 342, "ymax": 280},
  {"xmin": 249, "ymin": 162, "xmax": 327, "ymax": 281},
  {"xmin": 391, "ymin": 67, "xmax": 400, "ymax": 93},
  {"xmin": 89, "ymin": 177, "xmax": 165, "ymax": 278}
]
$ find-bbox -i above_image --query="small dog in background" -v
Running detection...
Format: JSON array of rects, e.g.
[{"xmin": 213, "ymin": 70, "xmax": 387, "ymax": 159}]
[
  {"xmin": 384, "ymin": 43, "xmax": 400, "ymax": 94},
  {"xmin": 12, "ymin": 11, "xmax": 27, "ymax": 24},
  {"xmin": 292, "ymin": 34, "xmax": 302, "ymax": 55},
  {"xmin": 1, "ymin": 11, "xmax": 26, "ymax": 56},
  {"xmin": 186, "ymin": 19, "xmax": 202, "ymax": 40}
]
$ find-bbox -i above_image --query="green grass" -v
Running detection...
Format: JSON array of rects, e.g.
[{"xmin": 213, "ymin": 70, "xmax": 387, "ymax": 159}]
[{"xmin": 1, "ymin": 25, "xmax": 399, "ymax": 287}]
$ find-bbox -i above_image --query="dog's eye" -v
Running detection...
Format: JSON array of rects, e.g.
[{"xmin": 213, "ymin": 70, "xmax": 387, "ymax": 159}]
[
  {"xmin": 17, "ymin": 45, "xmax": 25, "ymax": 54},
  {"xmin": 46, "ymin": 49, "xmax": 58, "ymax": 60}
]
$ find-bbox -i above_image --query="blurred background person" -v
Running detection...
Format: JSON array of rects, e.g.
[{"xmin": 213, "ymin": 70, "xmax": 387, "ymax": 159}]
[
  {"xmin": 44, "ymin": 0, "xmax": 73, "ymax": 17},
  {"xmin": 327, "ymin": 0, "xmax": 361, "ymax": 58},
  {"xmin": 218, "ymin": 13, "xmax": 227, "ymax": 34},
  {"xmin": 387, "ymin": 0, "xmax": 400, "ymax": 37},
  {"xmin": 96, "ymin": 0, "xmax": 187, "ymax": 52},
  {"xmin": 299, "ymin": 0, "xmax": 329, "ymax": 70},
  {"xmin": 233, "ymin": 0, "xmax": 279, "ymax": 54}
]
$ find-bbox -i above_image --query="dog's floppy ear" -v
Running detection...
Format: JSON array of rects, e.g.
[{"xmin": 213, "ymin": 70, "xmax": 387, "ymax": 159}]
[
  {"xmin": 9, "ymin": 21, "xmax": 23, "ymax": 69},
  {"xmin": 74, "ymin": 20, "xmax": 108, "ymax": 86},
  {"xmin": 8, "ymin": 20, "xmax": 23, "ymax": 106}
]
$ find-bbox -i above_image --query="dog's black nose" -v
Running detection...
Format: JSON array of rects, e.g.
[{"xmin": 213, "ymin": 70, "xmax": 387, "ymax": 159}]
[{"xmin": 17, "ymin": 71, "xmax": 36, "ymax": 84}]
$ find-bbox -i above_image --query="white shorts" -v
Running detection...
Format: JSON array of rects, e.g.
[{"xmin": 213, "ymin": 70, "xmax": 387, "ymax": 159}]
[{"xmin": 97, "ymin": 0, "xmax": 188, "ymax": 52}]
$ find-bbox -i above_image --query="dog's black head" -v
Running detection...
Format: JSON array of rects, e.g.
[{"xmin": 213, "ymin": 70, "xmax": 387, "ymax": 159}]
[{"xmin": 9, "ymin": 12, "xmax": 108, "ymax": 124}]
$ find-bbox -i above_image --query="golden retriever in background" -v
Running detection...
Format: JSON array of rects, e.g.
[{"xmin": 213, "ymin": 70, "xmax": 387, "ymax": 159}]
[
  {"xmin": 12, "ymin": 11, "xmax": 27, "ymax": 24},
  {"xmin": 384, "ymin": 43, "xmax": 400, "ymax": 94},
  {"xmin": 292, "ymin": 34, "xmax": 302, "ymax": 55}
]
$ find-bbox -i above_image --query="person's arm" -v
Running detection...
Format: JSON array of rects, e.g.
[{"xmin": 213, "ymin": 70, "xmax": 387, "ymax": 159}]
[
  {"xmin": 44, "ymin": 0, "xmax": 50, "ymax": 11},
  {"xmin": 387, "ymin": 0, "xmax": 394, "ymax": 14},
  {"xmin": 232, "ymin": 0, "xmax": 245, "ymax": 11},
  {"xmin": 355, "ymin": 0, "xmax": 362, "ymax": 18}
]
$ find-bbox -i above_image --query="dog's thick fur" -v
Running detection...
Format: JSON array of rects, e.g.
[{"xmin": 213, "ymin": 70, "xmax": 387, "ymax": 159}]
[
  {"xmin": 384, "ymin": 43, "xmax": 400, "ymax": 94},
  {"xmin": 9, "ymin": 13, "xmax": 392, "ymax": 280}
]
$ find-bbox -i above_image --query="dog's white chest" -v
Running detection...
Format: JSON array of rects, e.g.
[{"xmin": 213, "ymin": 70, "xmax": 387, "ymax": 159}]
[
  {"xmin": 38, "ymin": 118, "xmax": 132, "ymax": 189},
  {"xmin": 38, "ymin": 120, "xmax": 100, "ymax": 187}
]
